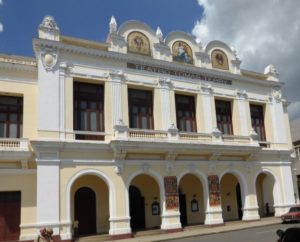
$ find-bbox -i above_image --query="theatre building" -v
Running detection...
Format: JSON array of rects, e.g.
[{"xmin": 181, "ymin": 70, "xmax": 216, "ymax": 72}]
[{"xmin": 0, "ymin": 16, "xmax": 297, "ymax": 241}]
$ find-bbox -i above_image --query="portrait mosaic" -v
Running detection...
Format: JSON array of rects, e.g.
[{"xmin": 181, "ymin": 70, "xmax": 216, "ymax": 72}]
[
  {"xmin": 211, "ymin": 49, "xmax": 229, "ymax": 70},
  {"xmin": 127, "ymin": 31, "xmax": 151, "ymax": 56},
  {"xmin": 172, "ymin": 41, "xmax": 193, "ymax": 64}
]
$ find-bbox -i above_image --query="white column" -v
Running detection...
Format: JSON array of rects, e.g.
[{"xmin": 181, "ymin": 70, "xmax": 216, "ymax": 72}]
[
  {"xmin": 242, "ymin": 196, "xmax": 260, "ymax": 221},
  {"xmin": 36, "ymin": 153, "xmax": 60, "ymax": 235},
  {"xmin": 236, "ymin": 90, "xmax": 249, "ymax": 136},
  {"xmin": 269, "ymin": 86, "xmax": 287, "ymax": 143},
  {"xmin": 201, "ymin": 85, "xmax": 214, "ymax": 133},
  {"xmin": 158, "ymin": 78, "xmax": 172, "ymax": 130},
  {"xmin": 110, "ymin": 71, "xmax": 124, "ymax": 125}
]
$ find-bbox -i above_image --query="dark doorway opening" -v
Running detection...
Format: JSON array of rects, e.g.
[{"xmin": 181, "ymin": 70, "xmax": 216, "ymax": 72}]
[
  {"xmin": 179, "ymin": 191, "xmax": 187, "ymax": 226},
  {"xmin": 75, "ymin": 187, "xmax": 97, "ymax": 236},
  {"xmin": 129, "ymin": 186, "xmax": 145, "ymax": 231},
  {"xmin": 0, "ymin": 191, "xmax": 21, "ymax": 242},
  {"xmin": 236, "ymin": 183, "xmax": 243, "ymax": 220}
]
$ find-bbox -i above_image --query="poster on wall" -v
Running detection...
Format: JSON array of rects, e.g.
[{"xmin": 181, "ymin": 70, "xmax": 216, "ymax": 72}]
[
  {"xmin": 208, "ymin": 175, "xmax": 221, "ymax": 206},
  {"xmin": 164, "ymin": 176, "xmax": 179, "ymax": 209},
  {"xmin": 165, "ymin": 195, "xmax": 179, "ymax": 209}
]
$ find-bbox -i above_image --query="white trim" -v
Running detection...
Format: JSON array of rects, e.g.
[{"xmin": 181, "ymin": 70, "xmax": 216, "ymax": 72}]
[
  {"xmin": 65, "ymin": 169, "xmax": 116, "ymax": 236},
  {"xmin": 177, "ymin": 170, "xmax": 209, "ymax": 212},
  {"xmin": 219, "ymin": 169, "xmax": 249, "ymax": 208},
  {"xmin": 126, "ymin": 169, "xmax": 165, "ymax": 217},
  {"xmin": 109, "ymin": 227, "xmax": 132, "ymax": 235},
  {"xmin": 109, "ymin": 216, "xmax": 131, "ymax": 222},
  {"xmin": 253, "ymin": 168, "xmax": 282, "ymax": 215}
]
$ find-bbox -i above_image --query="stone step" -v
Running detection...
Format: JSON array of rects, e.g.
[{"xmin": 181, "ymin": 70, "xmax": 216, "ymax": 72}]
[
  {"xmin": 77, "ymin": 234, "xmax": 110, "ymax": 242},
  {"xmin": 133, "ymin": 228, "xmax": 162, "ymax": 237}
]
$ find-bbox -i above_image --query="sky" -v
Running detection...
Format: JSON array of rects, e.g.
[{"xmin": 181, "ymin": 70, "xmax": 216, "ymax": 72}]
[{"xmin": 0, "ymin": 0, "xmax": 300, "ymax": 121}]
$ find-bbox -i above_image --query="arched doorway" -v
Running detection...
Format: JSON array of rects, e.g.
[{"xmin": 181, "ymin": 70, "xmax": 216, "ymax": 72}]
[
  {"xmin": 129, "ymin": 174, "xmax": 161, "ymax": 231},
  {"xmin": 75, "ymin": 187, "xmax": 96, "ymax": 236},
  {"xmin": 178, "ymin": 174, "xmax": 205, "ymax": 226},
  {"xmin": 129, "ymin": 186, "xmax": 145, "ymax": 230},
  {"xmin": 71, "ymin": 174, "xmax": 109, "ymax": 236},
  {"xmin": 256, "ymin": 173, "xmax": 275, "ymax": 217},
  {"xmin": 220, "ymin": 173, "xmax": 243, "ymax": 221}
]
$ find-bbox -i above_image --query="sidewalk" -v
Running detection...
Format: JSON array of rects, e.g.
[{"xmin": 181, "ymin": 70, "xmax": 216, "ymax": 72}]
[{"xmin": 119, "ymin": 217, "xmax": 282, "ymax": 242}]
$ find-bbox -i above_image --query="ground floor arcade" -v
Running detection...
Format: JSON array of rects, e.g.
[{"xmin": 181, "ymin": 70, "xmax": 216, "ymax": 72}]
[{"xmin": 0, "ymin": 158, "xmax": 296, "ymax": 242}]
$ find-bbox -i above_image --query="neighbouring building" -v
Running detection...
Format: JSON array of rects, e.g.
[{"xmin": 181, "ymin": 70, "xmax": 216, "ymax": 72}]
[
  {"xmin": 0, "ymin": 16, "xmax": 297, "ymax": 242},
  {"xmin": 290, "ymin": 118, "xmax": 300, "ymax": 203}
]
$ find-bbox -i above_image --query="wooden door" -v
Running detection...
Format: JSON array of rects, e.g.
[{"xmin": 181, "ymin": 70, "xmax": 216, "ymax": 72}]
[
  {"xmin": 179, "ymin": 193, "xmax": 187, "ymax": 226},
  {"xmin": 0, "ymin": 191, "xmax": 21, "ymax": 242},
  {"xmin": 75, "ymin": 187, "xmax": 96, "ymax": 236},
  {"xmin": 129, "ymin": 186, "xmax": 145, "ymax": 231}
]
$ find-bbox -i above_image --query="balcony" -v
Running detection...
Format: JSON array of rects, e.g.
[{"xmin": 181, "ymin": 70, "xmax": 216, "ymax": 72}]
[
  {"xmin": 112, "ymin": 122, "xmax": 290, "ymax": 151},
  {"xmin": 0, "ymin": 138, "xmax": 29, "ymax": 151}
]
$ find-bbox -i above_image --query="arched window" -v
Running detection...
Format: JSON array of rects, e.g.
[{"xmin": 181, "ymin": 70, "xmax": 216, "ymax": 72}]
[
  {"xmin": 127, "ymin": 31, "xmax": 151, "ymax": 56},
  {"xmin": 172, "ymin": 41, "xmax": 193, "ymax": 64},
  {"xmin": 211, "ymin": 49, "xmax": 229, "ymax": 70}
]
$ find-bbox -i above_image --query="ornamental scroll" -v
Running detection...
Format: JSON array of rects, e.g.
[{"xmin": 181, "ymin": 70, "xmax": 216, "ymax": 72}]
[
  {"xmin": 208, "ymin": 175, "xmax": 221, "ymax": 206},
  {"xmin": 164, "ymin": 176, "xmax": 179, "ymax": 209}
]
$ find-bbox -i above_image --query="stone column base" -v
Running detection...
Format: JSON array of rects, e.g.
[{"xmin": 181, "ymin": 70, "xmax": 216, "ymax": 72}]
[
  {"xmin": 274, "ymin": 204, "xmax": 296, "ymax": 216},
  {"xmin": 160, "ymin": 211, "xmax": 182, "ymax": 231},
  {"xmin": 109, "ymin": 216, "xmax": 132, "ymax": 239},
  {"xmin": 242, "ymin": 207, "xmax": 260, "ymax": 221},
  {"xmin": 204, "ymin": 207, "xmax": 224, "ymax": 225}
]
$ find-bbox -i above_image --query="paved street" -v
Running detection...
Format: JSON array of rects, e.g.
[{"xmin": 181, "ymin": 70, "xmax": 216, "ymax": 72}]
[{"xmin": 169, "ymin": 223, "xmax": 300, "ymax": 242}]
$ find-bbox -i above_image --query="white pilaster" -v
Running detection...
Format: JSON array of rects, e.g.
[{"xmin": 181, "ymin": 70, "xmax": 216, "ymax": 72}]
[
  {"xmin": 36, "ymin": 154, "xmax": 60, "ymax": 235},
  {"xmin": 201, "ymin": 85, "xmax": 214, "ymax": 133},
  {"xmin": 236, "ymin": 90, "xmax": 248, "ymax": 136},
  {"xmin": 269, "ymin": 86, "xmax": 287, "ymax": 143},
  {"xmin": 110, "ymin": 71, "xmax": 125, "ymax": 125},
  {"xmin": 279, "ymin": 163, "xmax": 296, "ymax": 208},
  {"xmin": 158, "ymin": 78, "xmax": 172, "ymax": 130}
]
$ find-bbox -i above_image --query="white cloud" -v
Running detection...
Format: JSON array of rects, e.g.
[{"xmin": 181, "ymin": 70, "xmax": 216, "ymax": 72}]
[
  {"xmin": 193, "ymin": 0, "xmax": 300, "ymax": 120},
  {"xmin": 0, "ymin": 0, "xmax": 3, "ymax": 6},
  {"xmin": 0, "ymin": 23, "xmax": 3, "ymax": 32}
]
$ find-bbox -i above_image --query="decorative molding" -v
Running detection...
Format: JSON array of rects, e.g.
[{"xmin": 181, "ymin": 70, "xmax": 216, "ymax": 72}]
[
  {"xmin": 38, "ymin": 16, "xmax": 60, "ymax": 41},
  {"xmin": 114, "ymin": 164, "xmax": 124, "ymax": 175},
  {"xmin": 158, "ymin": 77, "xmax": 172, "ymax": 89},
  {"xmin": 236, "ymin": 89, "xmax": 248, "ymax": 100},
  {"xmin": 165, "ymin": 162, "xmax": 174, "ymax": 175},
  {"xmin": 40, "ymin": 47, "xmax": 59, "ymax": 72},
  {"xmin": 201, "ymin": 84, "xmax": 213, "ymax": 95},
  {"xmin": 271, "ymin": 85, "xmax": 282, "ymax": 103},
  {"xmin": 141, "ymin": 163, "xmax": 150, "ymax": 173},
  {"xmin": 109, "ymin": 70, "xmax": 125, "ymax": 82},
  {"xmin": 109, "ymin": 16, "xmax": 117, "ymax": 34},
  {"xmin": 33, "ymin": 38, "xmax": 284, "ymax": 88}
]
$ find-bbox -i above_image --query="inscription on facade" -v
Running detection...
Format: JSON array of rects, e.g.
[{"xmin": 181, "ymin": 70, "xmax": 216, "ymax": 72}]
[{"xmin": 127, "ymin": 62, "xmax": 232, "ymax": 85}]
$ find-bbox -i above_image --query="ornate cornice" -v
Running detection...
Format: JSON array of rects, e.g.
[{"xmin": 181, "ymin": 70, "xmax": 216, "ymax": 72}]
[{"xmin": 33, "ymin": 38, "xmax": 284, "ymax": 88}]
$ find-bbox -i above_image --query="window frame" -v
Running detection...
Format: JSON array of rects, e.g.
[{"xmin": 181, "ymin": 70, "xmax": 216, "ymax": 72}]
[
  {"xmin": 73, "ymin": 82, "xmax": 105, "ymax": 140},
  {"xmin": 215, "ymin": 99, "xmax": 233, "ymax": 135},
  {"xmin": 250, "ymin": 104, "xmax": 266, "ymax": 141},
  {"xmin": 175, "ymin": 93, "xmax": 197, "ymax": 132},
  {"xmin": 0, "ymin": 95, "xmax": 23, "ymax": 138},
  {"xmin": 128, "ymin": 88, "xmax": 154, "ymax": 130}
]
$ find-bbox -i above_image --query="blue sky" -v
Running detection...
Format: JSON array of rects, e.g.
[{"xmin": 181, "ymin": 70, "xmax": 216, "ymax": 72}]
[{"xmin": 0, "ymin": 0, "xmax": 203, "ymax": 57}]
